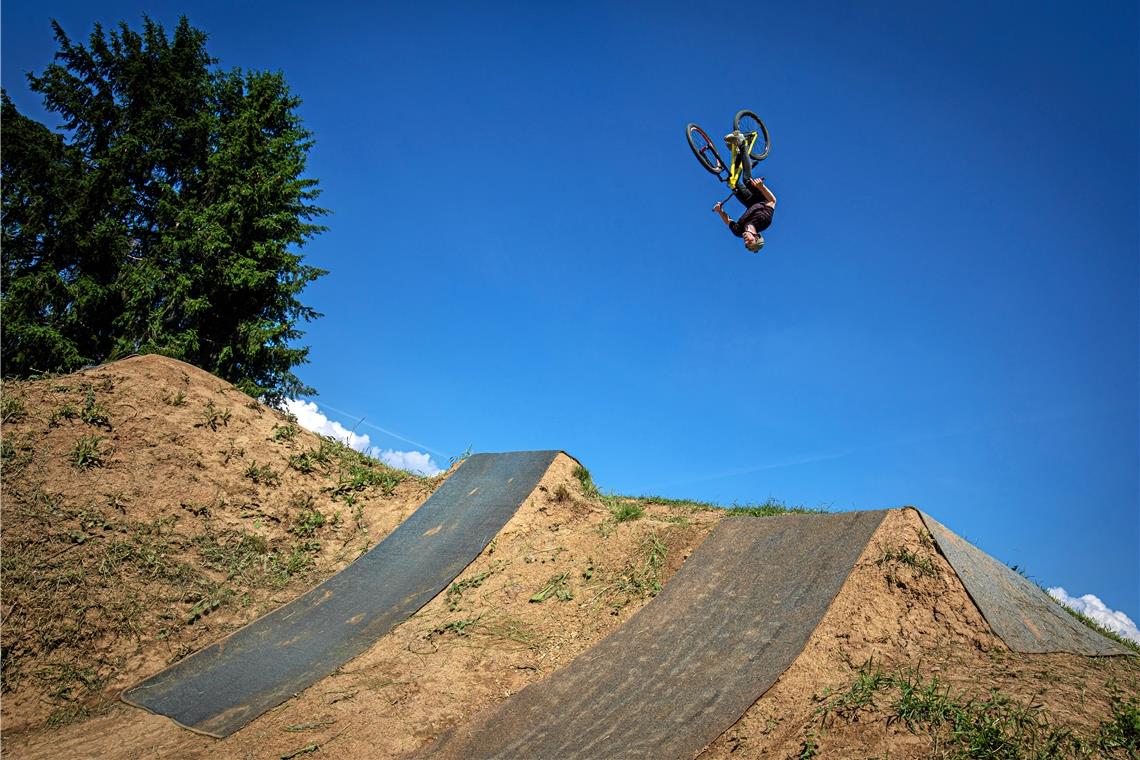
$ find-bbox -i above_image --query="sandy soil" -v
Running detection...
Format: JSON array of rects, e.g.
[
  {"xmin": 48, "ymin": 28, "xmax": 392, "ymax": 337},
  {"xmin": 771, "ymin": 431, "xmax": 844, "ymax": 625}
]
[
  {"xmin": 3, "ymin": 357, "xmax": 722, "ymax": 758},
  {"xmin": 3, "ymin": 356, "xmax": 1135, "ymax": 760}
]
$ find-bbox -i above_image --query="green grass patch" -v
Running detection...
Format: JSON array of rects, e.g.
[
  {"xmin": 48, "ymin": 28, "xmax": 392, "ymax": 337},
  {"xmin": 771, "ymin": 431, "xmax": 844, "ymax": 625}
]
[
  {"xmin": 271, "ymin": 423, "xmax": 300, "ymax": 443},
  {"xmin": 243, "ymin": 461, "xmax": 280, "ymax": 486},
  {"xmin": 530, "ymin": 572, "xmax": 573, "ymax": 603},
  {"xmin": 813, "ymin": 659, "xmax": 1140, "ymax": 758},
  {"xmin": 50, "ymin": 404, "xmax": 79, "ymax": 426},
  {"xmin": 79, "ymin": 386, "xmax": 111, "ymax": 428},
  {"xmin": 70, "ymin": 434, "xmax": 108, "ymax": 470},
  {"xmin": 603, "ymin": 494, "xmax": 645, "ymax": 523},
  {"xmin": 446, "ymin": 566, "xmax": 498, "ymax": 611},
  {"xmin": 613, "ymin": 532, "xmax": 668, "ymax": 600},
  {"xmin": 573, "ymin": 465, "xmax": 600, "ymax": 497},
  {"xmin": 878, "ymin": 544, "xmax": 936, "ymax": 586},
  {"xmin": 331, "ymin": 462, "xmax": 402, "ymax": 498},
  {"xmin": 431, "ymin": 615, "xmax": 484, "ymax": 638},
  {"xmin": 727, "ymin": 498, "xmax": 826, "ymax": 517},
  {"xmin": 628, "ymin": 494, "xmax": 721, "ymax": 511},
  {"xmin": 289, "ymin": 507, "xmax": 327, "ymax": 539},
  {"xmin": 1, "ymin": 392, "xmax": 26, "ymax": 423},
  {"xmin": 198, "ymin": 401, "xmax": 231, "ymax": 431}
]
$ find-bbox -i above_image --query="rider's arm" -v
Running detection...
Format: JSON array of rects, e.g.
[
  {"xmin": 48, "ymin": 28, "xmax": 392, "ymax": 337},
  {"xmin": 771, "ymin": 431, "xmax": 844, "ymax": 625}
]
[
  {"xmin": 752, "ymin": 178, "xmax": 776, "ymax": 207},
  {"xmin": 713, "ymin": 202, "xmax": 736, "ymax": 230}
]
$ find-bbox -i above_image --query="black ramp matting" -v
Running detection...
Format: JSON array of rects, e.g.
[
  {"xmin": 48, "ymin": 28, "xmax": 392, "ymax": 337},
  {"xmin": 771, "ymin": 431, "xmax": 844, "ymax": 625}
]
[
  {"xmin": 415, "ymin": 510, "xmax": 888, "ymax": 760},
  {"xmin": 122, "ymin": 450, "xmax": 560, "ymax": 737},
  {"xmin": 919, "ymin": 511, "xmax": 1132, "ymax": 656}
]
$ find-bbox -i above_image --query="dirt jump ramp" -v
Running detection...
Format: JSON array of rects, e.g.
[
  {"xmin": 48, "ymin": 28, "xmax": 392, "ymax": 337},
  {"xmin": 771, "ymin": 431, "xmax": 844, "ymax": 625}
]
[
  {"xmin": 413, "ymin": 509, "xmax": 889, "ymax": 760},
  {"xmin": 918, "ymin": 511, "xmax": 1133, "ymax": 656},
  {"xmin": 121, "ymin": 450, "xmax": 561, "ymax": 738}
]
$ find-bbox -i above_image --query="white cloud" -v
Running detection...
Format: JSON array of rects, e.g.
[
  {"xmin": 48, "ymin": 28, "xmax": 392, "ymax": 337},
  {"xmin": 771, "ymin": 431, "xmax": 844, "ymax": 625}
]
[
  {"xmin": 373, "ymin": 448, "xmax": 443, "ymax": 477},
  {"xmin": 282, "ymin": 399, "xmax": 442, "ymax": 476},
  {"xmin": 1048, "ymin": 587, "xmax": 1140, "ymax": 645},
  {"xmin": 282, "ymin": 399, "xmax": 372, "ymax": 451}
]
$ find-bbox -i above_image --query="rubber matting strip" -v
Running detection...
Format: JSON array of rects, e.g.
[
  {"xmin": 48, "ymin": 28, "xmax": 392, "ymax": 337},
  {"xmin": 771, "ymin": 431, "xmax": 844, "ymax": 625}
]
[
  {"xmin": 413, "ymin": 509, "xmax": 888, "ymax": 760},
  {"xmin": 122, "ymin": 450, "xmax": 561, "ymax": 737},
  {"xmin": 919, "ymin": 511, "xmax": 1132, "ymax": 656}
]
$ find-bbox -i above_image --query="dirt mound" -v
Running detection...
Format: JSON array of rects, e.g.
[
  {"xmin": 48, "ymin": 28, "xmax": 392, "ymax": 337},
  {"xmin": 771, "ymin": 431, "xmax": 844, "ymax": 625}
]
[
  {"xmin": 1, "ymin": 355, "xmax": 442, "ymax": 733},
  {"xmin": 697, "ymin": 508, "xmax": 1140, "ymax": 758},
  {"xmin": 3, "ymin": 358, "xmax": 1134, "ymax": 759},
  {"xmin": 3, "ymin": 360, "xmax": 725, "ymax": 758}
]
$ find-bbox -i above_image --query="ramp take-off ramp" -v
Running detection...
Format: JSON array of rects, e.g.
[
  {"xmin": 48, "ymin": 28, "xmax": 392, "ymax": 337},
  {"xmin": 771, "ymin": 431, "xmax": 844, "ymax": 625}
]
[
  {"xmin": 918, "ymin": 511, "xmax": 1132, "ymax": 656},
  {"xmin": 122, "ymin": 450, "xmax": 560, "ymax": 738},
  {"xmin": 415, "ymin": 510, "xmax": 889, "ymax": 760}
]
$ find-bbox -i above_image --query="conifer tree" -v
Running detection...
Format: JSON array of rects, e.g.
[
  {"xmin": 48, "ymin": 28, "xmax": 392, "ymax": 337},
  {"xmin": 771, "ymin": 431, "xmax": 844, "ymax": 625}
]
[{"xmin": 1, "ymin": 17, "xmax": 327, "ymax": 403}]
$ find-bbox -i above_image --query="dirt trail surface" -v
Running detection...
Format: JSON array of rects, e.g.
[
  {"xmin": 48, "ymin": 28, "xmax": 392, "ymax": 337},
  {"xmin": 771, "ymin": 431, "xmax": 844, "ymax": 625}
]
[
  {"xmin": 4, "ymin": 356, "xmax": 1137, "ymax": 759},
  {"xmin": 1, "ymin": 355, "xmax": 443, "ymax": 735},
  {"xmin": 413, "ymin": 510, "xmax": 888, "ymax": 760},
  {"xmin": 919, "ymin": 511, "xmax": 1133, "ymax": 656},
  {"xmin": 121, "ymin": 451, "xmax": 561, "ymax": 737}
]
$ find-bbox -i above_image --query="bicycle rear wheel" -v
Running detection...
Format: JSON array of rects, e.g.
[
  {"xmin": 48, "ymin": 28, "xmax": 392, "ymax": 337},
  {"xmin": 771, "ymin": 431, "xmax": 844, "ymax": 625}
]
[
  {"xmin": 733, "ymin": 110, "xmax": 770, "ymax": 163},
  {"xmin": 686, "ymin": 123, "xmax": 726, "ymax": 175}
]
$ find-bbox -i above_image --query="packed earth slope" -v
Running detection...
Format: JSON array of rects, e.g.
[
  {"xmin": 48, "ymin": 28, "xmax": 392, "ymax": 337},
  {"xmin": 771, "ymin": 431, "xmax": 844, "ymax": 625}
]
[
  {"xmin": 0, "ymin": 354, "xmax": 445, "ymax": 734},
  {"xmin": 2, "ymin": 355, "xmax": 1136, "ymax": 759},
  {"xmin": 696, "ymin": 508, "xmax": 1139, "ymax": 758},
  {"xmin": 2, "ymin": 358, "xmax": 726, "ymax": 758}
]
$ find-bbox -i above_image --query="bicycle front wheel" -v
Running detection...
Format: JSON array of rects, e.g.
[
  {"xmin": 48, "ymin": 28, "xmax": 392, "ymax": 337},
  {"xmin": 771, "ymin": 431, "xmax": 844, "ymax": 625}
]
[
  {"xmin": 733, "ymin": 110, "xmax": 770, "ymax": 163},
  {"xmin": 686, "ymin": 123, "xmax": 726, "ymax": 175}
]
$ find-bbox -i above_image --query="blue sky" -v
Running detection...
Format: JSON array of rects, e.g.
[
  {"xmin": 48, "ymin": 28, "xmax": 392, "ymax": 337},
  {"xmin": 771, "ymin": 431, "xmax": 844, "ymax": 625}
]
[{"xmin": 4, "ymin": 2, "xmax": 1137, "ymax": 627}]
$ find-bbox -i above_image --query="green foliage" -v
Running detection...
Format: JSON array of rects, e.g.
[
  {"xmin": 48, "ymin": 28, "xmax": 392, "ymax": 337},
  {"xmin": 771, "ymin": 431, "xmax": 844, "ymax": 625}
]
[
  {"xmin": 1, "ymin": 392, "xmax": 25, "ymax": 423},
  {"xmin": 243, "ymin": 461, "xmax": 279, "ymax": 486},
  {"xmin": 331, "ymin": 461, "xmax": 403, "ymax": 498},
  {"xmin": 614, "ymin": 532, "xmax": 668, "ymax": 599},
  {"xmin": 271, "ymin": 423, "xmax": 300, "ymax": 443},
  {"xmin": 446, "ymin": 568, "xmax": 497, "ymax": 611},
  {"xmin": 530, "ymin": 572, "xmax": 573, "ymax": 603},
  {"xmin": 813, "ymin": 660, "xmax": 1140, "ymax": 759},
  {"xmin": 1, "ymin": 17, "xmax": 327, "ymax": 403},
  {"xmin": 727, "ymin": 498, "xmax": 826, "ymax": 517},
  {"xmin": 79, "ymin": 386, "xmax": 111, "ymax": 428},
  {"xmin": 70, "ymin": 434, "xmax": 107, "ymax": 469},
  {"xmin": 573, "ymin": 465, "xmax": 600, "ymax": 497},
  {"xmin": 289, "ymin": 507, "xmax": 326, "ymax": 539},
  {"xmin": 603, "ymin": 494, "xmax": 645, "ymax": 523},
  {"xmin": 1098, "ymin": 692, "xmax": 1140, "ymax": 755},
  {"xmin": 198, "ymin": 401, "xmax": 231, "ymax": 431}
]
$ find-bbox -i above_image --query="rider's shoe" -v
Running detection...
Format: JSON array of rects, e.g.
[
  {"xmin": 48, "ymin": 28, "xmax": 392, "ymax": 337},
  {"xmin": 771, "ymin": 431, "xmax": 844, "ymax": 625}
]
[{"xmin": 724, "ymin": 130, "xmax": 746, "ymax": 148}]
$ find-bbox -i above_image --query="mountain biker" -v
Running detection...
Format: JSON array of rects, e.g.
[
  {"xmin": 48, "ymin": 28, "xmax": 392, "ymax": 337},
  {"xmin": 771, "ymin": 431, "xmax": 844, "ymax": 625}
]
[{"xmin": 712, "ymin": 130, "xmax": 776, "ymax": 253}]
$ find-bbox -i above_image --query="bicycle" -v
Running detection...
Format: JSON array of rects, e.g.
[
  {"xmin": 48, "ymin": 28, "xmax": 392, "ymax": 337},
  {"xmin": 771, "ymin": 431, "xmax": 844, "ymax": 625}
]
[{"xmin": 686, "ymin": 109, "xmax": 770, "ymax": 204}]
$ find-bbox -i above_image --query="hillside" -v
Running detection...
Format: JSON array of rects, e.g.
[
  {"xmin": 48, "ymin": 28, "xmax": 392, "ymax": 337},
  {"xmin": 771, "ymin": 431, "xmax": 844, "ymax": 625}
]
[{"xmin": 1, "ymin": 355, "xmax": 1136, "ymax": 759}]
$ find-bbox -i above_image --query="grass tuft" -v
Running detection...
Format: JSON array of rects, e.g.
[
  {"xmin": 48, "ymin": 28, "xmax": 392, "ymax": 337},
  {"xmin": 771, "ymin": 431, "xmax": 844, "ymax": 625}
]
[
  {"xmin": 1, "ymin": 392, "xmax": 26, "ymax": 423},
  {"xmin": 70, "ymin": 435, "xmax": 108, "ymax": 470},
  {"xmin": 198, "ymin": 401, "xmax": 231, "ymax": 431},
  {"xmin": 530, "ymin": 572, "xmax": 573, "ymax": 603},
  {"xmin": 573, "ymin": 465, "xmax": 600, "ymax": 498},
  {"xmin": 603, "ymin": 494, "xmax": 644, "ymax": 523},
  {"xmin": 243, "ymin": 461, "xmax": 280, "ymax": 486},
  {"xmin": 812, "ymin": 659, "xmax": 1140, "ymax": 758},
  {"xmin": 728, "ymin": 498, "xmax": 826, "ymax": 517}
]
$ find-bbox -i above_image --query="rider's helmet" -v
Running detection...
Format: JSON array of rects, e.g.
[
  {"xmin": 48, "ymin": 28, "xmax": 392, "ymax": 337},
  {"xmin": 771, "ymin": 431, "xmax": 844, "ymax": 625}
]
[{"xmin": 743, "ymin": 228, "xmax": 764, "ymax": 253}]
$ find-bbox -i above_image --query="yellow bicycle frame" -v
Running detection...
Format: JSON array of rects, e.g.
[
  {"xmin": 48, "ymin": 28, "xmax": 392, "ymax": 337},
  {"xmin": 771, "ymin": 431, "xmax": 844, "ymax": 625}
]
[{"xmin": 728, "ymin": 132, "xmax": 759, "ymax": 190}]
